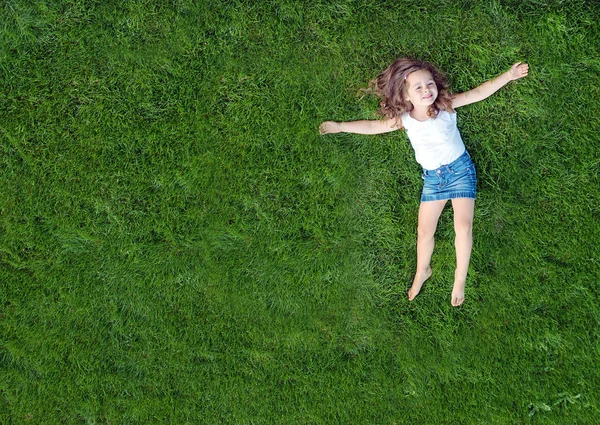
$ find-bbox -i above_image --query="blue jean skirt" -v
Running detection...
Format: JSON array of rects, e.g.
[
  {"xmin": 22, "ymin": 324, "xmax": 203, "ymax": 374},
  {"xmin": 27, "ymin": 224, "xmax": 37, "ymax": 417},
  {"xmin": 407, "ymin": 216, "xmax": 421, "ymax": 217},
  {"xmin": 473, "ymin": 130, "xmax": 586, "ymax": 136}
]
[{"xmin": 421, "ymin": 150, "xmax": 477, "ymax": 202}]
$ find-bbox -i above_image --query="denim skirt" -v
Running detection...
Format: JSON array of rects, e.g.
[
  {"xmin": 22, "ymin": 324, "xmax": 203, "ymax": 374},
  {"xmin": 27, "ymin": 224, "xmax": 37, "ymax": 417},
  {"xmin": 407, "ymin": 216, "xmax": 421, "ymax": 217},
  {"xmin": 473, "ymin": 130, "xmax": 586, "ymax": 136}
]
[{"xmin": 421, "ymin": 150, "xmax": 477, "ymax": 202}]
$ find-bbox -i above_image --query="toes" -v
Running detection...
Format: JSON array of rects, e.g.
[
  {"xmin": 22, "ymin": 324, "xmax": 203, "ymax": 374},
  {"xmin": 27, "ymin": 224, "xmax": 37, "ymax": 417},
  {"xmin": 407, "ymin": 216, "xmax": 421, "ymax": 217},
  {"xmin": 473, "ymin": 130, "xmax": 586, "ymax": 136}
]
[{"xmin": 451, "ymin": 296, "xmax": 464, "ymax": 307}]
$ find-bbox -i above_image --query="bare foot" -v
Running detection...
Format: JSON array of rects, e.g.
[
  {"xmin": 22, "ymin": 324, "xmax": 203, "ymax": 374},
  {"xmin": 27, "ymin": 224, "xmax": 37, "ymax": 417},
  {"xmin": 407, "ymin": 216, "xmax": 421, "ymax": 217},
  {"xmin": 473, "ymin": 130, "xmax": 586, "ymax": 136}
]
[
  {"xmin": 451, "ymin": 279, "xmax": 466, "ymax": 306},
  {"xmin": 408, "ymin": 266, "xmax": 432, "ymax": 301}
]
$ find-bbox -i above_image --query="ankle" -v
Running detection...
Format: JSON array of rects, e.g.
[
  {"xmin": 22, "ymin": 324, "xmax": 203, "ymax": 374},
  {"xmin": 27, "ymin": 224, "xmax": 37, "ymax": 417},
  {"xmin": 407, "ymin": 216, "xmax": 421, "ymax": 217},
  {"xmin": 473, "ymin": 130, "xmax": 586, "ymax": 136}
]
[{"xmin": 417, "ymin": 265, "xmax": 432, "ymax": 275}]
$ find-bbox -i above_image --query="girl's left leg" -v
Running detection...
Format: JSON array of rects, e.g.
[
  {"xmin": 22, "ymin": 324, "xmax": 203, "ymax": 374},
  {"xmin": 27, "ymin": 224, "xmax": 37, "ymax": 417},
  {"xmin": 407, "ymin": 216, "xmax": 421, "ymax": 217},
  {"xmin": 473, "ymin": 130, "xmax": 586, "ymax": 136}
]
[{"xmin": 451, "ymin": 198, "xmax": 475, "ymax": 306}]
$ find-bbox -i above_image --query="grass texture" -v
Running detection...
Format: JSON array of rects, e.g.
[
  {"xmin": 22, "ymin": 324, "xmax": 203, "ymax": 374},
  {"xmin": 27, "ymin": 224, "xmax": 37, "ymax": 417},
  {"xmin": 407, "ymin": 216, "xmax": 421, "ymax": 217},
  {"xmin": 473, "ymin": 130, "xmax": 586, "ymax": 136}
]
[{"xmin": 1, "ymin": 0, "xmax": 599, "ymax": 423}]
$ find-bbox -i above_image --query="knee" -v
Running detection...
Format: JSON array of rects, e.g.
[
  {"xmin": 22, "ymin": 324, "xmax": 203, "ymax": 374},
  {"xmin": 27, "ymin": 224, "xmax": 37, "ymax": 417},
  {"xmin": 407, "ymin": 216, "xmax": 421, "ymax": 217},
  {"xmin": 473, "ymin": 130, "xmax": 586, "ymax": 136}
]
[
  {"xmin": 454, "ymin": 219, "xmax": 473, "ymax": 237},
  {"xmin": 417, "ymin": 225, "xmax": 436, "ymax": 240}
]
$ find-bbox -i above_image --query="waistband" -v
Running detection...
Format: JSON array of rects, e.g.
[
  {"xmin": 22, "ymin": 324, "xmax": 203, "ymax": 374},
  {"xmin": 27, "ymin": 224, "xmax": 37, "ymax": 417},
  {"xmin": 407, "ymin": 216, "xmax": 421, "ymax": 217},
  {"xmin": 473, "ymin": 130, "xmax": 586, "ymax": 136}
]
[{"xmin": 422, "ymin": 150, "xmax": 470, "ymax": 175}]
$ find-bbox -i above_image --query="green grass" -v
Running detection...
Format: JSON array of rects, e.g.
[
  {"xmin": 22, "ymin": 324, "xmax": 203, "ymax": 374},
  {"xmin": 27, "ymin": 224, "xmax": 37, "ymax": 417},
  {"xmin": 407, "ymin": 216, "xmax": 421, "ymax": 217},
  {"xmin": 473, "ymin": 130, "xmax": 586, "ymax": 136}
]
[{"xmin": 1, "ymin": 0, "xmax": 599, "ymax": 423}]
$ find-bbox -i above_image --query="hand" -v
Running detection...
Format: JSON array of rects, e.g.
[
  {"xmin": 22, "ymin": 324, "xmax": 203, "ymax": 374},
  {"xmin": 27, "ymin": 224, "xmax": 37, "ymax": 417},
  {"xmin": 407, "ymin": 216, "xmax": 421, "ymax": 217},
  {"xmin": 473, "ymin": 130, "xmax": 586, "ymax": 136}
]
[
  {"xmin": 319, "ymin": 121, "xmax": 341, "ymax": 135},
  {"xmin": 508, "ymin": 62, "xmax": 529, "ymax": 81}
]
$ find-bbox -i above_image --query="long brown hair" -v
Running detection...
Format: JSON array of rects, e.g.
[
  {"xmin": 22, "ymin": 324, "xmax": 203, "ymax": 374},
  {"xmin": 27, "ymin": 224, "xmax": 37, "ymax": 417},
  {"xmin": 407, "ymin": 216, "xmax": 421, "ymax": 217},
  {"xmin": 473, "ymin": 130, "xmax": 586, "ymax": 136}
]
[{"xmin": 371, "ymin": 58, "xmax": 454, "ymax": 122}]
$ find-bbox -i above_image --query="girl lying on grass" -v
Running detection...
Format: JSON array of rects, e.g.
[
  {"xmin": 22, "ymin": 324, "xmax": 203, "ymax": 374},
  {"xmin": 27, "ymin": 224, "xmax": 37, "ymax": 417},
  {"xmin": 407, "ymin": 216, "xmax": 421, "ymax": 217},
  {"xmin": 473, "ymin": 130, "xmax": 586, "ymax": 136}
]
[{"xmin": 319, "ymin": 58, "xmax": 528, "ymax": 306}]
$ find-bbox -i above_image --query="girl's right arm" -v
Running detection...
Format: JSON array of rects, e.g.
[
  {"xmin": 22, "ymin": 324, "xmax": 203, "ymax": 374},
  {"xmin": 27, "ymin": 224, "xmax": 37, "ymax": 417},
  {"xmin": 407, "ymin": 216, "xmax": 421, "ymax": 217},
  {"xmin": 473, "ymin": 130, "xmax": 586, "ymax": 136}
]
[{"xmin": 319, "ymin": 119, "xmax": 401, "ymax": 135}]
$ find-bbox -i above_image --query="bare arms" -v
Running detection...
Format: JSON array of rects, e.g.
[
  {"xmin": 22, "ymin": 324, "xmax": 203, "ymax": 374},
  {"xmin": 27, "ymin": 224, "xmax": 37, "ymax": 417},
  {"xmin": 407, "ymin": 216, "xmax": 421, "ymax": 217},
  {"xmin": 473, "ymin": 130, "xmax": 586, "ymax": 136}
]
[
  {"xmin": 319, "ymin": 62, "xmax": 529, "ymax": 135},
  {"xmin": 319, "ymin": 119, "xmax": 400, "ymax": 135}
]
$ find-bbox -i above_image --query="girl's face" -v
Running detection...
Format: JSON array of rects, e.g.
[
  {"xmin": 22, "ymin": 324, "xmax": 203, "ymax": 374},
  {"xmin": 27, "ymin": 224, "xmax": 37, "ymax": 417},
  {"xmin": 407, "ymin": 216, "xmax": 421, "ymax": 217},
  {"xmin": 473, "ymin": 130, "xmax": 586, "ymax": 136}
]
[{"xmin": 404, "ymin": 70, "xmax": 438, "ymax": 108}]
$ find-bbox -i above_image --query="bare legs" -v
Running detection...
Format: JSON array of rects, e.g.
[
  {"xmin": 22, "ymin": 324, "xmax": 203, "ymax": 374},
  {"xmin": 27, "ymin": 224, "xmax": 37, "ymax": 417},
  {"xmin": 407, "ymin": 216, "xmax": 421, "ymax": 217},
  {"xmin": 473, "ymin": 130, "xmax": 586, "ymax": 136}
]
[
  {"xmin": 408, "ymin": 200, "xmax": 447, "ymax": 301},
  {"xmin": 408, "ymin": 198, "xmax": 475, "ymax": 306},
  {"xmin": 450, "ymin": 198, "xmax": 474, "ymax": 306}
]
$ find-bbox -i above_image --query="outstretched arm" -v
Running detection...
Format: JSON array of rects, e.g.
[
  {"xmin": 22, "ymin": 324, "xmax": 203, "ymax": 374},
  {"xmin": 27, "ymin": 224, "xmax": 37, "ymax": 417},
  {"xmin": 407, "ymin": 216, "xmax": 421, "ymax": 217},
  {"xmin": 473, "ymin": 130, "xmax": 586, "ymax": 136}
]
[
  {"xmin": 319, "ymin": 118, "xmax": 401, "ymax": 135},
  {"xmin": 452, "ymin": 62, "xmax": 529, "ymax": 109}
]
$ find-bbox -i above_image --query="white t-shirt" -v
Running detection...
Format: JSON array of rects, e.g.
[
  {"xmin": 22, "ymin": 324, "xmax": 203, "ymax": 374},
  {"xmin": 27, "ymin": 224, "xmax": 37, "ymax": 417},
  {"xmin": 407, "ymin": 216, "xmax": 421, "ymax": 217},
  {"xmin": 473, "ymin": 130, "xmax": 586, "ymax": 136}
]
[{"xmin": 400, "ymin": 110, "xmax": 466, "ymax": 170}]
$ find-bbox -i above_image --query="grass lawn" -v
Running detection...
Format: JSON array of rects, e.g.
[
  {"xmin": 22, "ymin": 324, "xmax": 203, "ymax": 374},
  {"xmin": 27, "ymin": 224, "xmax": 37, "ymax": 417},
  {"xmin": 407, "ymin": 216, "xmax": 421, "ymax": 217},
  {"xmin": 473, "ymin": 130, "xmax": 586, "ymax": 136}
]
[{"xmin": 1, "ymin": 0, "xmax": 599, "ymax": 423}]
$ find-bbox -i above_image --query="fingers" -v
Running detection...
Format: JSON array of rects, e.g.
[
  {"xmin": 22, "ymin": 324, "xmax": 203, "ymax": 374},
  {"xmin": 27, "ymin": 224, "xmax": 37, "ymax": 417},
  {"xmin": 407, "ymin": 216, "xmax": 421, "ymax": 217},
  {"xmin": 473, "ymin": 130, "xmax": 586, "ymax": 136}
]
[
  {"xmin": 511, "ymin": 62, "xmax": 529, "ymax": 80},
  {"xmin": 519, "ymin": 63, "xmax": 529, "ymax": 74},
  {"xmin": 519, "ymin": 65, "xmax": 529, "ymax": 79}
]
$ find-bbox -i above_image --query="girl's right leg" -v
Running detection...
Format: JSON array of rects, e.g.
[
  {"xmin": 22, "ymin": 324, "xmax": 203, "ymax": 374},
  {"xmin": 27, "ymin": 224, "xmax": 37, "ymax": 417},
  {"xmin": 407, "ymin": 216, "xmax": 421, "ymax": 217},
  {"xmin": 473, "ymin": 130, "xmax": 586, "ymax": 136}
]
[{"xmin": 408, "ymin": 199, "xmax": 447, "ymax": 301}]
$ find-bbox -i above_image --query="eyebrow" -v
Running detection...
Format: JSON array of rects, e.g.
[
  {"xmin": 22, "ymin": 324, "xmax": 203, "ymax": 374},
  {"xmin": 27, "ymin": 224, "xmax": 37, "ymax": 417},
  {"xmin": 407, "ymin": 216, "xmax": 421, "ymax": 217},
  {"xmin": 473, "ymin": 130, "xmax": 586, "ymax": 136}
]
[{"xmin": 413, "ymin": 79, "xmax": 434, "ymax": 88}]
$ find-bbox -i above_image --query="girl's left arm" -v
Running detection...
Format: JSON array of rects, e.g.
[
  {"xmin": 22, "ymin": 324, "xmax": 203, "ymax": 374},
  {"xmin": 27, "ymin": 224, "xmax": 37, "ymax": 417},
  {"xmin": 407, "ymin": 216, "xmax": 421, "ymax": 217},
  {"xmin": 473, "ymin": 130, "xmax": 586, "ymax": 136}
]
[{"xmin": 452, "ymin": 62, "xmax": 529, "ymax": 109}]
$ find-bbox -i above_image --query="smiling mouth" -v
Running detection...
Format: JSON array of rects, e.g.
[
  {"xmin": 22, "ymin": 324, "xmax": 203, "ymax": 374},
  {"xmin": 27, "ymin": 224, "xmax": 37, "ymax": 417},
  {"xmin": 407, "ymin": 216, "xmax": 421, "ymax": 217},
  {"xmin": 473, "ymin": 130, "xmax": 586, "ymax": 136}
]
[{"xmin": 423, "ymin": 94, "xmax": 433, "ymax": 100}]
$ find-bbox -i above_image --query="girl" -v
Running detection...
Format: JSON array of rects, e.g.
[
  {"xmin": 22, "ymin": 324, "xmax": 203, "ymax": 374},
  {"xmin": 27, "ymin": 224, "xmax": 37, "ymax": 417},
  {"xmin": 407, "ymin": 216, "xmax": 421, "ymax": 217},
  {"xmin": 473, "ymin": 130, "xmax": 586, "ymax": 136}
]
[{"xmin": 319, "ymin": 58, "xmax": 528, "ymax": 306}]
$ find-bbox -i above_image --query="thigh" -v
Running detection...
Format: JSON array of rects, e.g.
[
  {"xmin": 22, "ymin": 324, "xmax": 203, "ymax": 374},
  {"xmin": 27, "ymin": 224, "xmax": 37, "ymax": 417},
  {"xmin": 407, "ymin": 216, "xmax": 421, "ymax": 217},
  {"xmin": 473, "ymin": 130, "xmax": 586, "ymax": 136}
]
[
  {"xmin": 451, "ymin": 198, "xmax": 475, "ymax": 227},
  {"xmin": 418, "ymin": 200, "xmax": 448, "ymax": 233}
]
